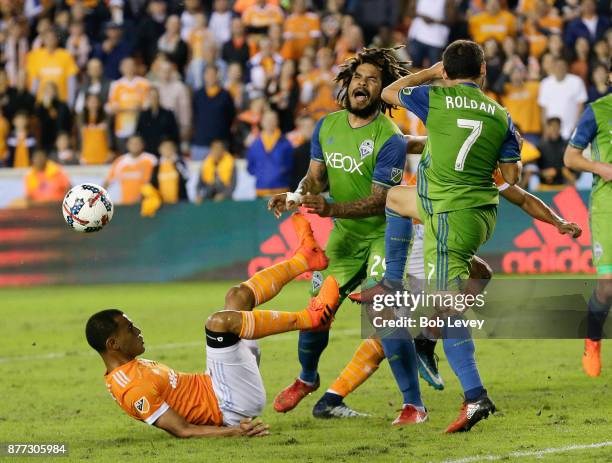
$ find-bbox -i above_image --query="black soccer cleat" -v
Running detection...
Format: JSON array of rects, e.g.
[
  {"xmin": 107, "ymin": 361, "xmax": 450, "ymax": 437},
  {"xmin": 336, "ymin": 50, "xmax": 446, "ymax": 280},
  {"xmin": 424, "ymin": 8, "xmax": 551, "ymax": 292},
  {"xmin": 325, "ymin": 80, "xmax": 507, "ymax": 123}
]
[
  {"xmin": 312, "ymin": 398, "xmax": 368, "ymax": 419},
  {"xmin": 414, "ymin": 337, "xmax": 445, "ymax": 390},
  {"xmin": 445, "ymin": 394, "xmax": 496, "ymax": 433}
]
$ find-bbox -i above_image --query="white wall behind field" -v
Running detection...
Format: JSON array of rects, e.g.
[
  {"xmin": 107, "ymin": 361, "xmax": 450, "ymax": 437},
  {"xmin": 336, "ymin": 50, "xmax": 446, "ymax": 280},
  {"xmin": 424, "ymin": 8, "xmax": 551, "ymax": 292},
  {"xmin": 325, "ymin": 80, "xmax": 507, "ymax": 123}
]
[{"xmin": 0, "ymin": 159, "xmax": 256, "ymax": 208}]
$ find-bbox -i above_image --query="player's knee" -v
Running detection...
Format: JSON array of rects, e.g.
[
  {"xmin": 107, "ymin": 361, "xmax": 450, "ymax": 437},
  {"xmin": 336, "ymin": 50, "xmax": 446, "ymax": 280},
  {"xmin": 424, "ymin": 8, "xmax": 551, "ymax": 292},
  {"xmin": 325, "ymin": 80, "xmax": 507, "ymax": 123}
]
[
  {"xmin": 596, "ymin": 279, "xmax": 612, "ymax": 303},
  {"xmin": 225, "ymin": 285, "xmax": 255, "ymax": 310},
  {"xmin": 205, "ymin": 310, "xmax": 242, "ymax": 334}
]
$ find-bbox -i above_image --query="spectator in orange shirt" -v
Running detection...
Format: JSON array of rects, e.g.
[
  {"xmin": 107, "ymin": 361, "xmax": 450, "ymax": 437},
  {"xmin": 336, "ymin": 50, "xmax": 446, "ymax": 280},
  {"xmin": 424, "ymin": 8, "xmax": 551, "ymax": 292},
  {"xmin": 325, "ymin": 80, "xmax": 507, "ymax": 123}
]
[
  {"xmin": 494, "ymin": 57, "xmax": 542, "ymax": 144},
  {"xmin": 7, "ymin": 111, "xmax": 36, "ymax": 168},
  {"xmin": 24, "ymin": 149, "xmax": 71, "ymax": 204},
  {"xmin": 0, "ymin": 108, "xmax": 10, "ymax": 166},
  {"xmin": 242, "ymin": 0, "xmax": 284, "ymax": 35},
  {"xmin": 468, "ymin": 0, "xmax": 517, "ymax": 44},
  {"xmin": 281, "ymin": 0, "xmax": 322, "ymax": 61},
  {"xmin": 523, "ymin": 0, "xmax": 562, "ymax": 58},
  {"xmin": 234, "ymin": 0, "xmax": 279, "ymax": 15},
  {"xmin": 79, "ymin": 93, "xmax": 112, "ymax": 165},
  {"xmin": 26, "ymin": 30, "xmax": 79, "ymax": 105},
  {"xmin": 107, "ymin": 57, "xmax": 151, "ymax": 152},
  {"xmin": 299, "ymin": 47, "xmax": 339, "ymax": 120},
  {"xmin": 569, "ymin": 37, "xmax": 590, "ymax": 84},
  {"xmin": 103, "ymin": 134, "xmax": 158, "ymax": 205}
]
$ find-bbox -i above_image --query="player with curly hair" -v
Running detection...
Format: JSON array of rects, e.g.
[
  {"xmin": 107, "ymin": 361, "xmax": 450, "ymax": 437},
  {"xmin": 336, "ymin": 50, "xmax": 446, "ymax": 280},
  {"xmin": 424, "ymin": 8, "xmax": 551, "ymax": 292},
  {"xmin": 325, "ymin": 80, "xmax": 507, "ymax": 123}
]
[{"xmin": 268, "ymin": 48, "xmax": 428, "ymax": 424}]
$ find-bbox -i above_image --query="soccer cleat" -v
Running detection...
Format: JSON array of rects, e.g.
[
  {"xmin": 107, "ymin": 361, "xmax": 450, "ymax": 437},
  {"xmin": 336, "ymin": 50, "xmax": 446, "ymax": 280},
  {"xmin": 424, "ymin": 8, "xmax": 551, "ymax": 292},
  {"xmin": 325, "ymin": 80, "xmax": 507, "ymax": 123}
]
[
  {"xmin": 305, "ymin": 276, "xmax": 340, "ymax": 330},
  {"xmin": 312, "ymin": 399, "xmax": 369, "ymax": 419},
  {"xmin": 415, "ymin": 338, "xmax": 445, "ymax": 391},
  {"xmin": 348, "ymin": 279, "xmax": 396, "ymax": 304},
  {"xmin": 445, "ymin": 394, "xmax": 496, "ymax": 433},
  {"xmin": 292, "ymin": 212, "xmax": 329, "ymax": 271},
  {"xmin": 582, "ymin": 339, "xmax": 602, "ymax": 377},
  {"xmin": 273, "ymin": 375, "xmax": 320, "ymax": 413},
  {"xmin": 392, "ymin": 405, "xmax": 429, "ymax": 426}
]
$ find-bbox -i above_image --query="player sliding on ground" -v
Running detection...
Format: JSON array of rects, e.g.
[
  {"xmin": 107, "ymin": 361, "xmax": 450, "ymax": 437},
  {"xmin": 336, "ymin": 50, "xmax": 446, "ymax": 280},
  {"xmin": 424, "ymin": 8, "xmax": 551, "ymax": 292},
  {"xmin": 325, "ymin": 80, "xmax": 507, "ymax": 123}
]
[
  {"xmin": 85, "ymin": 214, "xmax": 339, "ymax": 438},
  {"xmin": 268, "ymin": 48, "xmax": 428, "ymax": 425}
]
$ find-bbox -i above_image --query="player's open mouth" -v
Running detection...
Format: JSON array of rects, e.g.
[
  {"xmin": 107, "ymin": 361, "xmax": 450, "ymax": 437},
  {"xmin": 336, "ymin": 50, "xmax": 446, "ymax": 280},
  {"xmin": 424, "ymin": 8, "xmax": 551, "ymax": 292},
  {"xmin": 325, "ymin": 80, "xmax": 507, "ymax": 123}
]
[{"xmin": 353, "ymin": 89, "xmax": 369, "ymax": 103}]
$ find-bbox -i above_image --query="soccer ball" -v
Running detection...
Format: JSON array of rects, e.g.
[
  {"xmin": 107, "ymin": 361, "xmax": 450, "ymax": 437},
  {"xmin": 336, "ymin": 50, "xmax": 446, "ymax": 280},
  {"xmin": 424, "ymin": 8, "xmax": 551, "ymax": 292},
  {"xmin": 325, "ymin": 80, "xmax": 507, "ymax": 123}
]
[{"xmin": 62, "ymin": 184, "xmax": 114, "ymax": 233}]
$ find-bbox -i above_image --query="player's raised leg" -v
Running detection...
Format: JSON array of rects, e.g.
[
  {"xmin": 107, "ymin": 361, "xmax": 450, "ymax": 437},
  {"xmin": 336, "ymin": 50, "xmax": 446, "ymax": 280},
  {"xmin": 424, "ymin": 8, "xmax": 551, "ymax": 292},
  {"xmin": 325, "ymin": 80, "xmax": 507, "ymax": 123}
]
[{"xmin": 227, "ymin": 212, "xmax": 328, "ymax": 311}]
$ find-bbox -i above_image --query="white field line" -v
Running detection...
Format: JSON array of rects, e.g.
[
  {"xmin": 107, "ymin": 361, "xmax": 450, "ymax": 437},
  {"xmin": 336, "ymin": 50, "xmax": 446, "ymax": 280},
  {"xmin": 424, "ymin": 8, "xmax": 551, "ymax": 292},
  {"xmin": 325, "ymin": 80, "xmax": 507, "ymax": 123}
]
[
  {"xmin": 0, "ymin": 328, "xmax": 361, "ymax": 364},
  {"xmin": 437, "ymin": 441, "xmax": 612, "ymax": 463}
]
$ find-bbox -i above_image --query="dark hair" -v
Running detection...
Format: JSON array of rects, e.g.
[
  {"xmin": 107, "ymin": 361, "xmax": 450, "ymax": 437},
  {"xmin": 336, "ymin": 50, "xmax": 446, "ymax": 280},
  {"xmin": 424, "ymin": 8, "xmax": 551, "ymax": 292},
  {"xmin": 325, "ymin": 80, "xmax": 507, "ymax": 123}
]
[
  {"xmin": 546, "ymin": 117, "xmax": 561, "ymax": 126},
  {"xmin": 82, "ymin": 94, "xmax": 105, "ymax": 125},
  {"xmin": 86, "ymin": 309, "xmax": 123, "ymax": 353},
  {"xmin": 335, "ymin": 47, "xmax": 410, "ymax": 115},
  {"xmin": 442, "ymin": 40, "xmax": 485, "ymax": 80}
]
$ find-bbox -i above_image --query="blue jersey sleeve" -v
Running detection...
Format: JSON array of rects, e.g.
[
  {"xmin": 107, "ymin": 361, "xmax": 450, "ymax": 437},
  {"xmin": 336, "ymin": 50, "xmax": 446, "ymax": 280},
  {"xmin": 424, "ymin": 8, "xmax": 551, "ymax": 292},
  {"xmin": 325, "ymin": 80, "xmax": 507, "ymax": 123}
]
[
  {"xmin": 310, "ymin": 117, "xmax": 325, "ymax": 162},
  {"xmin": 372, "ymin": 134, "xmax": 407, "ymax": 188},
  {"xmin": 499, "ymin": 115, "xmax": 521, "ymax": 163},
  {"xmin": 397, "ymin": 85, "xmax": 430, "ymax": 123},
  {"xmin": 569, "ymin": 105, "xmax": 597, "ymax": 149}
]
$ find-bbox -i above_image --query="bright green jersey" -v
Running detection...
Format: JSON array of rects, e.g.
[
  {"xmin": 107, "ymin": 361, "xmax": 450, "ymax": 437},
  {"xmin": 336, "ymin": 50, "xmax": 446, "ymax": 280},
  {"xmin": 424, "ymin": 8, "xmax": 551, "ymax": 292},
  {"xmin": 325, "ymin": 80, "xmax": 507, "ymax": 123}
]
[
  {"xmin": 311, "ymin": 110, "xmax": 406, "ymax": 236},
  {"xmin": 569, "ymin": 94, "xmax": 612, "ymax": 215},
  {"xmin": 398, "ymin": 83, "xmax": 521, "ymax": 214}
]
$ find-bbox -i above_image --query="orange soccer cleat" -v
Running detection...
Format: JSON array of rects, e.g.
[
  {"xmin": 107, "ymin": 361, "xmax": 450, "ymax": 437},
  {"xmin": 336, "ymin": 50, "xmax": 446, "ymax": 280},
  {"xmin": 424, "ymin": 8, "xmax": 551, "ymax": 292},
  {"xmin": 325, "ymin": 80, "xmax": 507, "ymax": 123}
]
[
  {"xmin": 392, "ymin": 405, "xmax": 428, "ymax": 426},
  {"xmin": 582, "ymin": 339, "xmax": 602, "ymax": 377},
  {"xmin": 292, "ymin": 213, "xmax": 329, "ymax": 271},
  {"xmin": 273, "ymin": 376, "xmax": 321, "ymax": 413},
  {"xmin": 305, "ymin": 276, "xmax": 340, "ymax": 330}
]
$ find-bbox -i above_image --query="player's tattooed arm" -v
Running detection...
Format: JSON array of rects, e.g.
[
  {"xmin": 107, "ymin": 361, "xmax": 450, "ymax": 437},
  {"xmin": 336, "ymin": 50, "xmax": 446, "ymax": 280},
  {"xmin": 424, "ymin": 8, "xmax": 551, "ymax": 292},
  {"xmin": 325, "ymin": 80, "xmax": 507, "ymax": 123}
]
[
  {"xmin": 155, "ymin": 407, "xmax": 270, "ymax": 438},
  {"xmin": 302, "ymin": 183, "xmax": 387, "ymax": 219},
  {"xmin": 501, "ymin": 185, "xmax": 582, "ymax": 238},
  {"xmin": 267, "ymin": 160, "xmax": 328, "ymax": 218}
]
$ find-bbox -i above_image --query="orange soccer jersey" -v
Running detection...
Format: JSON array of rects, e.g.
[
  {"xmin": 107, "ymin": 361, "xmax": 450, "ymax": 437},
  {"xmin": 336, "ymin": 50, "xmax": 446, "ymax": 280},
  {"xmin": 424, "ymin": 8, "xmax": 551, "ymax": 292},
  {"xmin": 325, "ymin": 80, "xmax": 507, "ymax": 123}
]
[
  {"xmin": 281, "ymin": 12, "xmax": 321, "ymax": 60},
  {"xmin": 108, "ymin": 77, "xmax": 150, "ymax": 138},
  {"xmin": 468, "ymin": 10, "xmax": 517, "ymax": 44},
  {"xmin": 26, "ymin": 47, "xmax": 79, "ymax": 102},
  {"xmin": 106, "ymin": 152, "xmax": 157, "ymax": 205},
  {"xmin": 105, "ymin": 359, "xmax": 223, "ymax": 426}
]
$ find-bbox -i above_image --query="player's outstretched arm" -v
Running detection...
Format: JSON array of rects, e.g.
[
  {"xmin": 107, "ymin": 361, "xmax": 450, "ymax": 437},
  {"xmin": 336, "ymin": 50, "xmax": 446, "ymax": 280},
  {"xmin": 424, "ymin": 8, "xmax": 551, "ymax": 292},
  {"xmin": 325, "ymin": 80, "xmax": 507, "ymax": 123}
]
[
  {"xmin": 381, "ymin": 62, "xmax": 443, "ymax": 107},
  {"xmin": 501, "ymin": 185, "xmax": 582, "ymax": 238},
  {"xmin": 267, "ymin": 160, "xmax": 328, "ymax": 218},
  {"xmin": 564, "ymin": 145, "xmax": 612, "ymax": 182},
  {"xmin": 302, "ymin": 183, "xmax": 387, "ymax": 219},
  {"xmin": 154, "ymin": 407, "xmax": 270, "ymax": 438}
]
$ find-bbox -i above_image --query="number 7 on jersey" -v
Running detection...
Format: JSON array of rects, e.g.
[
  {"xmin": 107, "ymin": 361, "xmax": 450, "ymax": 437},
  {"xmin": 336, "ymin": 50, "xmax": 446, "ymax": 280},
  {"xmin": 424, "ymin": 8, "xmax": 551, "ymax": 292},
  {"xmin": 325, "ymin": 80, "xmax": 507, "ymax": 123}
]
[{"xmin": 455, "ymin": 119, "xmax": 483, "ymax": 171}]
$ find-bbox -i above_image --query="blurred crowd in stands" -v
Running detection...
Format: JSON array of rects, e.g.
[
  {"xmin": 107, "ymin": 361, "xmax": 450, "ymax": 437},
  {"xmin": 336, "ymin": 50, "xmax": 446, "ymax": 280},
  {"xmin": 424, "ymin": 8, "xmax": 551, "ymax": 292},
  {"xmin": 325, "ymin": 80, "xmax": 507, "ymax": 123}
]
[{"xmin": 0, "ymin": 0, "xmax": 609, "ymax": 207}]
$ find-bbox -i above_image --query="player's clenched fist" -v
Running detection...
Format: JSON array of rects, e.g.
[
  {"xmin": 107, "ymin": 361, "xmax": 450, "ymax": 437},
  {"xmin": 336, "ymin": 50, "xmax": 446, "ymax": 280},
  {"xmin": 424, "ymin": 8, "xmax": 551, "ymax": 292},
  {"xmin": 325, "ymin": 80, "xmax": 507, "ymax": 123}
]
[
  {"xmin": 302, "ymin": 194, "xmax": 332, "ymax": 217},
  {"xmin": 237, "ymin": 418, "xmax": 270, "ymax": 437}
]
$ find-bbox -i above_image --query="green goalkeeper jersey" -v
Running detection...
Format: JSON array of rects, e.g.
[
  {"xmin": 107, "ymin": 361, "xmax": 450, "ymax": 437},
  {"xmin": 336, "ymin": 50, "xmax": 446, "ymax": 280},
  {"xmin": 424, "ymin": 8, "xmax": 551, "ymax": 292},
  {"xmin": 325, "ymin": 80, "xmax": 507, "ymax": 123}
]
[
  {"xmin": 398, "ymin": 83, "xmax": 521, "ymax": 214},
  {"xmin": 311, "ymin": 110, "xmax": 407, "ymax": 236},
  {"xmin": 569, "ymin": 94, "xmax": 612, "ymax": 215}
]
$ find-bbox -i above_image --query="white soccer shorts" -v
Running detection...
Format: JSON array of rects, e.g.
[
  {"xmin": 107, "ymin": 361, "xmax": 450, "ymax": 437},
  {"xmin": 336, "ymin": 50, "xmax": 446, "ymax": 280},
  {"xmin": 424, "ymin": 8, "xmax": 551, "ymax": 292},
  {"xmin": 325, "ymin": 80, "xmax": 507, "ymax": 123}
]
[{"xmin": 206, "ymin": 340, "xmax": 266, "ymax": 426}]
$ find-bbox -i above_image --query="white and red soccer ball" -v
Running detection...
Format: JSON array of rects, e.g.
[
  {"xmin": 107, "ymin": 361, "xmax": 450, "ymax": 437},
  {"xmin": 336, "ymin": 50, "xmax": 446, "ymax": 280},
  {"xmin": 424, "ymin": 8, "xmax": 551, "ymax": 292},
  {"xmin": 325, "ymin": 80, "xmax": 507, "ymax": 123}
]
[{"xmin": 62, "ymin": 184, "xmax": 114, "ymax": 233}]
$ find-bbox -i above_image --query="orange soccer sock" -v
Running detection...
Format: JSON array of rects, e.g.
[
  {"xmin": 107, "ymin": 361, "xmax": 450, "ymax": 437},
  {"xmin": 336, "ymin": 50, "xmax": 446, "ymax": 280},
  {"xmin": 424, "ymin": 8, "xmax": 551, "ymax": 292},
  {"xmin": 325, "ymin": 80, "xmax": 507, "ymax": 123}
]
[
  {"xmin": 243, "ymin": 255, "xmax": 309, "ymax": 306},
  {"xmin": 239, "ymin": 309, "xmax": 312, "ymax": 339},
  {"xmin": 328, "ymin": 338, "xmax": 385, "ymax": 397}
]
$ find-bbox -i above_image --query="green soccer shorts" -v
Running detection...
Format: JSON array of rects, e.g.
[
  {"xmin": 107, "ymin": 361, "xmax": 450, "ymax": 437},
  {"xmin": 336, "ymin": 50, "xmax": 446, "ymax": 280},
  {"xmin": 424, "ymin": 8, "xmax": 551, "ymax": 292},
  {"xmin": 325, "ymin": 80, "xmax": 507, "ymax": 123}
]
[
  {"xmin": 417, "ymin": 201, "xmax": 497, "ymax": 290},
  {"xmin": 310, "ymin": 226, "xmax": 386, "ymax": 302},
  {"xmin": 591, "ymin": 213, "xmax": 612, "ymax": 276}
]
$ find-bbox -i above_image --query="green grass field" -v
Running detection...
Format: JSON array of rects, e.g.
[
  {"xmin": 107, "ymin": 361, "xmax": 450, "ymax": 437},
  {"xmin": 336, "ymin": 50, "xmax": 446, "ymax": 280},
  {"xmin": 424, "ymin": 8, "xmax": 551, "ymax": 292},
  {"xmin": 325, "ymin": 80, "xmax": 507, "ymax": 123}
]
[{"xmin": 1, "ymin": 281, "xmax": 611, "ymax": 463}]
